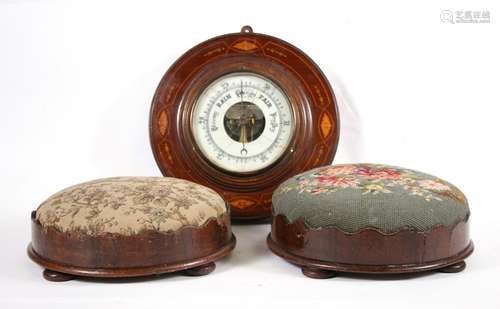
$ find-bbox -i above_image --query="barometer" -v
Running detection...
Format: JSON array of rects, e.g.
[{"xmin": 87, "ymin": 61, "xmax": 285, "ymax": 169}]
[{"xmin": 149, "ymin": 26, "xmax": 339, "ymax": 220}]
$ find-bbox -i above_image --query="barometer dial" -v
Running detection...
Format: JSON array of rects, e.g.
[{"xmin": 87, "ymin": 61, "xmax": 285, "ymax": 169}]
[{"xmin": 191, "ymin": 73, "xmax": 294, "ymax": 173}]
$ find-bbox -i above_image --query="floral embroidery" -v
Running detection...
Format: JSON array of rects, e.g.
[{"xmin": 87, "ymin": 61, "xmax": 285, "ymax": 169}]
[
  {"xmin": 277, "ymin": 164, "xmax": 466, "ymax": 203},
  {"xmin": 417, "ymin": 179, "xmax": 451, "ymax": 191},
  {"xmin": 362, "ymin": 184, "xmax": 391, "ymax": 195},
  {"xmin": 36, "ymin": 177, "xmax": 227, "ymax": 236}
]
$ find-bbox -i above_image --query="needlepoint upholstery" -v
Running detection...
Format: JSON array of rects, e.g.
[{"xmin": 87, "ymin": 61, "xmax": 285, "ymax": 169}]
[{"xmin": 272, "ymin": 164, "xmax": 469, "ymax": 233}]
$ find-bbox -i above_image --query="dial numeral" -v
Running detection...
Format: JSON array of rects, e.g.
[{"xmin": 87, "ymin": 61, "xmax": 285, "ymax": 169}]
[{"xmin": 269, "ymin": 112, "xmax": 278, "ymax": 132}]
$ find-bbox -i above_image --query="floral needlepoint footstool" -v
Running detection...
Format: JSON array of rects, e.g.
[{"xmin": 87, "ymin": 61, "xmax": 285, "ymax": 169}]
[
  {"xmin": 267, "ymin": 164, "xmax": 473, "ymax": 279},
  {"xmin": 28, "ymin": 177, "xmax": 236, "ymax": 281}
]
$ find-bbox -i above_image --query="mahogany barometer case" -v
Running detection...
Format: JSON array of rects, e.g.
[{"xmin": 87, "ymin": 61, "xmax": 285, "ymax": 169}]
[{"xmin": 149, "ymin": 26, "xmax": 340, "ymax": 220}]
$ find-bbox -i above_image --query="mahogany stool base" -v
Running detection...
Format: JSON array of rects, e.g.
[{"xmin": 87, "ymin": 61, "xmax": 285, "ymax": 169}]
[
  {"xmin": 41, "ymin": 262, "xmax": 217, "ymax": 281},
  {"xmin": 28, "ymin": 234, "xmax": 235, "ymax": 282},
  {"xmin": 267, "ymin": 234, "xmax": 473, "ymax": 279}
]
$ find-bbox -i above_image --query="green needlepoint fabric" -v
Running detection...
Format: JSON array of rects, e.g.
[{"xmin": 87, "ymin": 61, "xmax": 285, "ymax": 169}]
[{"xmin": 272, "ymin": 164, "xmax": 470, "ymax": 233}]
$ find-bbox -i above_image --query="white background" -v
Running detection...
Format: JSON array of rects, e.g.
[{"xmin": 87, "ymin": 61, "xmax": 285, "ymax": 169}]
[{"xmin": 1, "ymin": 0, "xmax": 499, "ymax": 308}]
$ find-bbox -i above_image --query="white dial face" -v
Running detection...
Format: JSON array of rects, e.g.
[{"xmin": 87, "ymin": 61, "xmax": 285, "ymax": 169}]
[{"xmin": 191, "ymin": 72, "xmax": 294, "ymax": 173}]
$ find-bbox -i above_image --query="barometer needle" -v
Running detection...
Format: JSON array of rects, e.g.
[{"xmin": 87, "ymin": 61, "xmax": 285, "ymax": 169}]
[{"xmin": 239, "ymin": 81, "xmax": 245, "ymax": 144}]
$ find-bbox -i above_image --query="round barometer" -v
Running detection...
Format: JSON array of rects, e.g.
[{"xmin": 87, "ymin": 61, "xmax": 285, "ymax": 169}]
[
  {"xmin": 191, "ymin": 72, "xmax": 294, "ymax": 173},
  {"xmin": 150, "ymin": 26, "xmax": 339, "ymax": 220}
]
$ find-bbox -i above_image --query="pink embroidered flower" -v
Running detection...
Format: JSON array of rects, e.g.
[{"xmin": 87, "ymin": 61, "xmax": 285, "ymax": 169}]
[
  {"xmin": 310, "ymin": 187, "xmax": 329, "ymax": 195},
  {"xmin": 418, "ymin": 179, "xmax": 450, "ymax": 191},
  {"xmin": 356, "ymin": 167, "xmax": 401, "ymax": 180},
  {"xmin": 316, "ymin": 176, "xmax": 360, "ymax": 188}
]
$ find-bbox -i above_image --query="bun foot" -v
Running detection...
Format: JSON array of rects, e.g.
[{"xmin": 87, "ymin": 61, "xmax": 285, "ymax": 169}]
[
  {"xmin": 437, "ymin": 261, "xmax": 466, "ymax": 273},
  {"xmin": 301, "ymin": 267, "xmax": 337, "ymax": 279},
  {"xmin": 43, "ymin": 269, "xmax": 75, "ymax": 282},
  {"xmin": 183, "ymin": 262, "xmax": 216, "ymax": 276}
]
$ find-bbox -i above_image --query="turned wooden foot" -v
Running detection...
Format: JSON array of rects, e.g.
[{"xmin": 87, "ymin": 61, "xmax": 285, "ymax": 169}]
[
  {"xmin": 301, "ymin": 267, "xmax": 337, "ymax": 279},
  {"xmin": 437, "ymin": 261, "xmax": 466, "ymax": 273},
  {"xmin": 43, "ymin": 269, "xmax": 75, "ymax": 282},
  {"xmin": 183, "ymin": 262, "xmax": 216, "ymax": 276}
]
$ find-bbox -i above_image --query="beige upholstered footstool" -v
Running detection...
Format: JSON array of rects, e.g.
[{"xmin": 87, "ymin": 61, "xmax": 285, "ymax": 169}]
[{"xmin": 28, "ymin": 177, "xmax": 236, "ymax": 281}]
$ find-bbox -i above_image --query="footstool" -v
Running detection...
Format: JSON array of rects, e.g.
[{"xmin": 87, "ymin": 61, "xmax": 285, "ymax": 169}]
[
  {"xmin": 28, "ymin": 177, "xmax": 236, "ymax": 281},
  {"xmin": 267, "ymin": 164, "xmax": 473, "ymax": 278}
]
